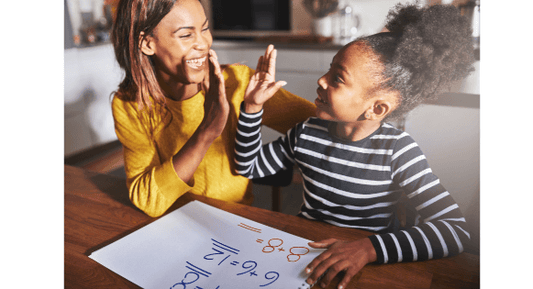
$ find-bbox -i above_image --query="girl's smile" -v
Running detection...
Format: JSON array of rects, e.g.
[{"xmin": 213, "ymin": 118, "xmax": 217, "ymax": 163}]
[{"xmin": 315, "ymin": 89, "xmax": 328, "ymax": 106}]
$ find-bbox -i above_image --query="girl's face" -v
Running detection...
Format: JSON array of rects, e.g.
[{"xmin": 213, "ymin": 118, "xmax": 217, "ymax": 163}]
[
  {"xmin": 144, "ymin": 0, "xmax": 212, "ymax": 85},
  {"xmin": 315, "ymin": 42, "xmax": 380, "ymax": 124}
]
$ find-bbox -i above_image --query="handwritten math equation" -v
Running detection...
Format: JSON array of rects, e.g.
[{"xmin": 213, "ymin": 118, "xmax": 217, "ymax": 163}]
[{"xmin": 170, "ymin": 223, "xmax": 311, "ymax": 289}]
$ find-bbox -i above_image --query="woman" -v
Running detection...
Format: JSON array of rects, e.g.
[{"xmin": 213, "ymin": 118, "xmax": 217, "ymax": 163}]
[{"xmin": 111, "ymin": 0, "xmax": 315, "ymax": 217}]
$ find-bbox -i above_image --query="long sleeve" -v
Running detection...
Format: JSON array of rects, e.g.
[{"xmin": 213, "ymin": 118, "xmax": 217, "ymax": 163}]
[
  {"xmin": 112, "ymin": 96, "xmax": 192, "ymax": 217},
  {"xmin": 236, "ymin": 111, "xmax": 470, "ymax": 265},
  {"xmin": 112, "ymin": 64, "xmax": 315, "ymax": 218},
  {"xmin": 227, "ymin": 64, "xmax": 316, "ymax": 135},
  {"xmin": 367, "ymin": 133, "xmax": 470, "ymax": 264},
  {"xmin": 234, "ymin": 102, "xmax": 298, "ymax": 179}
]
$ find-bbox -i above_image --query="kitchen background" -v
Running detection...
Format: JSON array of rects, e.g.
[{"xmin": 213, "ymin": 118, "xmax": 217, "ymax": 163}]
[{"xmin": 64, "ymin": 0, "xmax": 480, "ymax": 254}]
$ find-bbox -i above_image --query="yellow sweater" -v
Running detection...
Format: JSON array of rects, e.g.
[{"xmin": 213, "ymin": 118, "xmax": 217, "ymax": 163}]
[{"xmin": 112, "ymin": 64, "xmax": 316, "ymax": 217}]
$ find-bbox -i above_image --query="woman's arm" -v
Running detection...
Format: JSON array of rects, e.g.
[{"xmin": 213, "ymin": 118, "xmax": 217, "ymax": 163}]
[
  {"xmin": 171, "ymin": 50, "xmax": 229, "ymax": 185},
  {"xmin": 112, "ymin": 50, "xmax": 230, "ymax": 218},
  {"xmin": 112, "ymin": 97, "xmax": 188, "ymax": 218}
]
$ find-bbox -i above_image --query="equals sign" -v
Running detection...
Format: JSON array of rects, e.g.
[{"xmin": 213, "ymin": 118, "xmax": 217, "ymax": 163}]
[
  {"xmin": 256, "ymin": 239, "xmax": 264, "ymax": 243},
  {"xmin": 230, "ymin": 261, "xmax": 239, "ymax": 266},
  {"xmin": 238, "ymin": 223, "xmax": 262, "ymax": 233}
]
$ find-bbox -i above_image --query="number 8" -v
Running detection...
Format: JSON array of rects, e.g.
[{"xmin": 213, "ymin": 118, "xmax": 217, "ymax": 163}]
[{"xmin": 287, "ymin": 246, "xmax": 309, "ymax": 262}]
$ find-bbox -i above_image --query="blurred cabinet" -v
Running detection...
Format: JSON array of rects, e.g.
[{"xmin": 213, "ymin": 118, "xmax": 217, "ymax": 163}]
[{"xmin": 213, "ymin": 41, "xmax": 338, "ymax": 142}]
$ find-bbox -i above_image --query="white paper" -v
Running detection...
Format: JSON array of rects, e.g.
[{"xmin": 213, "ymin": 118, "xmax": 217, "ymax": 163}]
[{"xmin": 89, "ymin": 201, "xmax": 322, "ymax": 289}]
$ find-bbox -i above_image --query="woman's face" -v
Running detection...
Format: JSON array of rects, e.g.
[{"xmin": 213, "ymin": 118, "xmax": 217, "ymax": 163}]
[{"xmin": 144, "ymin": 0, "xmax": 212, "ymax": 85}]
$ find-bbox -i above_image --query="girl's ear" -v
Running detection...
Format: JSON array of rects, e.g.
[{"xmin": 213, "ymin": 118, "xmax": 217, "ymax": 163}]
[
  {"xmin": 365, "ymin": 98, "xmax": 393, "ymax": 120},
  {"xmin": 139, "ymin": 32, "xmax": 156, "ymax": 56},
  {"xmin": 365, "ymin": 90, "xmax": 400, "ymax": 120}
]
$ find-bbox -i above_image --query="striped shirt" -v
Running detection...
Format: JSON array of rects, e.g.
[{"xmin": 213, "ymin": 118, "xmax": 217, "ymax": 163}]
[{"xmin": 234, "ymin": 106, "xmax": 470, "ymax": 264}]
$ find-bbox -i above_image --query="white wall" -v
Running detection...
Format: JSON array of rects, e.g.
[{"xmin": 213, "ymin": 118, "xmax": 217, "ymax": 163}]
[
  {"xmin": 64, "ymin": 44, "xmax": 122, "ymax": 156},
  {"xmin": 405, "ymin": 103, "xmax": 480, "ymax": 253}
]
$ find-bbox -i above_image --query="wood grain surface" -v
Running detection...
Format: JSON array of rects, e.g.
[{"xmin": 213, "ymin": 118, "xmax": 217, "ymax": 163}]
[{"xmin": 64, "ymin": 165, "xmax": 479, "ymax": 288}]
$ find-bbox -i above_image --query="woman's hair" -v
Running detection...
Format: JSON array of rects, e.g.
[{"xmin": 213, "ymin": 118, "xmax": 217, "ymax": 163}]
[
  {"xmin": 112, "ymin": 0, "xmax": 177, "ymax": 113},
  {"xmin": 360, "ymin": 3, "xmax": 475, "ymax": 121}
]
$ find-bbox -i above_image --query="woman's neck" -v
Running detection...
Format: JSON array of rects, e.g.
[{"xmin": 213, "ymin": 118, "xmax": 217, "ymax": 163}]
[{"xmin": 157, "ymin": 73, "xmax": 202, "ymax": 101}]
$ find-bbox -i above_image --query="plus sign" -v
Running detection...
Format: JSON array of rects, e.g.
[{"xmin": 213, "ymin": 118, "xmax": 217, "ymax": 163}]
[
  {"xmin": 249, "ymin": 271, "xmax": 258, "ymax": 277},
  {"xmin": 278, "ymin": 247, "xmax": 285, "ymax": 252}
]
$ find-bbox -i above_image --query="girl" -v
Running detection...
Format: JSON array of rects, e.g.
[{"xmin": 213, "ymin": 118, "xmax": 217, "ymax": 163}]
[
  {"xmin": 110, "ymin": 0, "xmax": 316, "ymax": 217},
  {"xmin": 234, "ymin": 3, "xmax": 475, "ymax": 289}
]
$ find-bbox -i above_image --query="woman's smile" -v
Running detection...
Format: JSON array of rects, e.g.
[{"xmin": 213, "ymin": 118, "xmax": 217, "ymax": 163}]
[{"xmin": 185, "ymin": 56, "xmax": 207, "ymax": 70}]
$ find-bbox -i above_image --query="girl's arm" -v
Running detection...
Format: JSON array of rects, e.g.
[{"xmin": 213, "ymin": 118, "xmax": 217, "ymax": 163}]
[
  {"xmin": 235, "ymin": 44, "xmax": 302, "ymax": 178},
  {"xmin": 304, "ymin": 134, "xmax": 470, "ymax": 289},
  {"xmin": 234, "ymin": 104, "xmax": 297, "ymax": 179},
  {"xmin": 368, "ymin": 134, "xmax": 470, "ymax": 263},
  {"xmin": 241, "ymin": 45, "xmax": 287, "ymax": 114}
]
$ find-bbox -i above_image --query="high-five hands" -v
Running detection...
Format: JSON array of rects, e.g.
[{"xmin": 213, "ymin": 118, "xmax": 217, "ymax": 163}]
[
  {"xmin": 305, "ymin": 238, "xmax": 377, "ymax": 289},
  {"xmin": 200, "ymin": 49, "xmax": 230, "ymax": 141},
  {"xmin": 243, "ymin": 44, "xmax": 287, "ymax": 113}
]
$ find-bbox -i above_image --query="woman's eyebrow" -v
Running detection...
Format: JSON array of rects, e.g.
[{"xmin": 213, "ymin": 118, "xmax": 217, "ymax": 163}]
[{"xmin": 174, "ymin": 18, "xmax": 209, "ymax": 33}]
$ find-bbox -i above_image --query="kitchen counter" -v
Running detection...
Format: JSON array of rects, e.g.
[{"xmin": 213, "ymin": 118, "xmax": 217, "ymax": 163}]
[{"xmin": 212, "ymin": 37, "xmax": 344, "ymax": 51}]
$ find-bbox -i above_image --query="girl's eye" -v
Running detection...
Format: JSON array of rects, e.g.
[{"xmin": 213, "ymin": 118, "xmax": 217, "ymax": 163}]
[
  {"xmin": 180, "ymin": 33, "xmax": 192, "ymax": 39},
  {"xmin": 202, "ymin": 26, "xmax": 210, "ymax": 32},
  {"xmin": 334, "ymin": 75, "xmax": 343, "ymax": 83}
]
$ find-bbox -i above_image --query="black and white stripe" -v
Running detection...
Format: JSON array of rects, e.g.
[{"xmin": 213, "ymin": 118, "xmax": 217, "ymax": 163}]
[{"xmin": 234, "ymin": 104, "xmax": 470, "ymax": 264}]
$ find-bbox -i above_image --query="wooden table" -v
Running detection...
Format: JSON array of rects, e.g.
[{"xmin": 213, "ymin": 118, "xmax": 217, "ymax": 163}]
[{"xmin": 64, "ymin": 165, "xmax": 480, "ymax": 288}]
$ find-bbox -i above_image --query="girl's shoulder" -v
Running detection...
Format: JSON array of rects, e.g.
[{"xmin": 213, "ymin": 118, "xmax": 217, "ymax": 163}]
[
  {"xmin": 297, "ymin": 117, "xmax": 331, "ymax": 136},
  {"xmin": 369, "ymin": 123, "xmax": 415, "ymax": 147},
  {"xmin": 379, "ymin": 123, "xmax": 407, "ymax": 137}
]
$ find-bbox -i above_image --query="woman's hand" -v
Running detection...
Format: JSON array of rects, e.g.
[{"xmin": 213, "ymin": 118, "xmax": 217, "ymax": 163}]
[
  {"xmin": 171, "ymin": 50, "xmax": 228, "ymax": 185},
  {"xmin": 243, "ymin": 44, "xmax": 287, "ymax": 113},
  {"xmin": 200, "ymin": 49, "xmax": 230, "ymax": 141},
  {"xmin": 305, "ymin": 238, "xmax": 377, "ymax": 289}
]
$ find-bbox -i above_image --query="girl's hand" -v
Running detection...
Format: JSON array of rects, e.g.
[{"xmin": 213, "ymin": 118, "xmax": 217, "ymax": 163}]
[
  {"xmin": 200, "ymin": 49, "xmax": 230, "ymax": 141},
  {"xmin": 305, "ymin": 238, "xmax": 377, "ymax": 289},
  {"xmin": 243, "ymin": 44, "xmax": 287, "ymax": 113}
]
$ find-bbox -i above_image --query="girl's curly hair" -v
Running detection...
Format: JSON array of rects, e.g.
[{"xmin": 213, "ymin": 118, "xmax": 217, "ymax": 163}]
[{"xmin": 360, "ymin": 3, "xmax": 475, "ymax": 121}]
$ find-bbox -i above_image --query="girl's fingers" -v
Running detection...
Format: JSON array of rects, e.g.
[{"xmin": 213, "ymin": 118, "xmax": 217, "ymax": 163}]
[
  {"xmin": 338, "ymin": 267, "xmax": 359, "ymax": 289},
  {"xmin": 305, "ymin": 248, "xmax": 332, "ymax": 275},
  {"xmin": 265, "ymin": 80, "xmax": 287, "ymax": 96},
  {"xmin": 267, "ymin": 49, "xmax": 277, "ymax": 78},
  {"xmin": 319, "ymin": 260, "xmax": 350, "ymax": 288},
  {"xmin": 256, "ymin": 55, "xmax": 264, "ymax": 72},
  {"xmin": 262, "ymin": 44, "xmax": 273, "ymax": 71},
  {"xmin": 306, "ymin": 253, "xmax": 340, "ymax": 286},
  {"xmin": 308, "ymin": 238, "xmax": 338, "ymax": 248}
]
